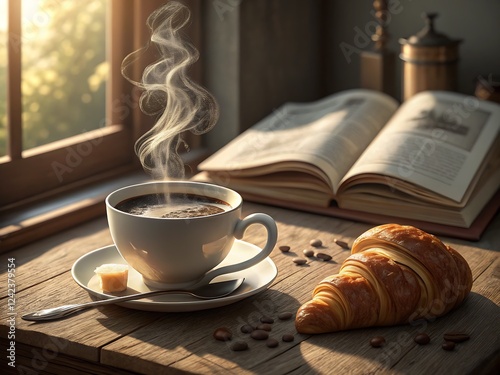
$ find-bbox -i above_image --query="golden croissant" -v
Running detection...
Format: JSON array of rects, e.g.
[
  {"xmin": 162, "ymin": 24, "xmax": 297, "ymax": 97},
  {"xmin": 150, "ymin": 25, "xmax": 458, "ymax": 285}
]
[{"xmin": 295, "ymin": 224, "xmax": 472, "ymax": 334}]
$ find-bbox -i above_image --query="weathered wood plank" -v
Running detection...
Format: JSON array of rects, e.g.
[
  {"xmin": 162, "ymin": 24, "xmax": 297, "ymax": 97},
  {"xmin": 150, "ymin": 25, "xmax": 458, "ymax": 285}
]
[
  {"xmin": 0, "ymin": 217, "xmax": 112, "ymax": 296},
  {"xmin": 0, "ymin": 339, "xmax": 137, "ymax": 375},
  {"xmin": 1, "ymin": 202, "xmax": 498, "ymax": 374},
  {"xmin": 0, "ymin": 271, "xmax": 163, "ymax": 362}
]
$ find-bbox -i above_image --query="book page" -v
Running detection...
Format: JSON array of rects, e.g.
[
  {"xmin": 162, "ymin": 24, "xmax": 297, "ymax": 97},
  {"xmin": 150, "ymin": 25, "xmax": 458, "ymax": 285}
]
[
  {"xmin": 198, "ymin": 89, "xmax": 399, "ymax": 194},
  {"xmin": 341, "ymin": 91, "xmax": 500, "ymax": 202}
]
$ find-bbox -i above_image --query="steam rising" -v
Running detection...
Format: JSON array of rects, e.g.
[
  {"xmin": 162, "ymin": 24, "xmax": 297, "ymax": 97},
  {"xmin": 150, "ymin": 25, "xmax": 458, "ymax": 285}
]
[{"xmin": 121, "ymin": 2, "xmax": 219, "ymax": 179}]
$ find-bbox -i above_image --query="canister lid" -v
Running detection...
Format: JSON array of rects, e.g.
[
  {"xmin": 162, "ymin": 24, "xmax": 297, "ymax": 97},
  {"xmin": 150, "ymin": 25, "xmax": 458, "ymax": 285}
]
[{"xmin": 400, "ymin": 13, "xmax": 461, "ymax": 47}]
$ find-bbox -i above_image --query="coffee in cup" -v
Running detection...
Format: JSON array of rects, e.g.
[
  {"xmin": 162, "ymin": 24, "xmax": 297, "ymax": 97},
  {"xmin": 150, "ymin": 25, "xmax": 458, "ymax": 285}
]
[{"xmin": 115, "ymin": 192, "xmax": 230, "ymax": 218}]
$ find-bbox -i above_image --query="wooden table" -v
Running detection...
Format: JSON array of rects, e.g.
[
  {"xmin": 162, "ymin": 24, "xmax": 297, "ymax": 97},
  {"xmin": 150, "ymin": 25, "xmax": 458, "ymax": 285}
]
[{"xmin": 1, "ymin": 202, "xmax": 499, "ymax": 374}]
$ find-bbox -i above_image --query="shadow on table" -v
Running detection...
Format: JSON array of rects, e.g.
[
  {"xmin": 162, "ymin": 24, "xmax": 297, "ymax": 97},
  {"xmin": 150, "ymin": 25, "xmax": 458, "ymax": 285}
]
[
  {"xmin": 95, "ymin": 287, "xmax": 316, "ymax": 374},
  {"xmin": 92, "ymin": 277, "xmax": 500, "ymax": 374},
  {"xmin": 282, "ymin": 292, "xmax": 500, "ymax": 374}
]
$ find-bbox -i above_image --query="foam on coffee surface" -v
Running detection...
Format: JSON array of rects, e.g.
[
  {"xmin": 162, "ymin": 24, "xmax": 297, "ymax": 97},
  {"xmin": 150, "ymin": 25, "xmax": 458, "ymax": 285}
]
[
  {"xmin": 136, "ymin": 202, "xmax": 225, "ymax": 218},
  {"xmin": 116, "ymin": 193, "xmax": 229, "ymax": 218}
]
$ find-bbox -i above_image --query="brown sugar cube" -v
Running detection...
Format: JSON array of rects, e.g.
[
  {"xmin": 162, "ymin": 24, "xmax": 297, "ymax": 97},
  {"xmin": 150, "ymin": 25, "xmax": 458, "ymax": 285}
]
[{"xmin": 94, "ymin": 264, "xmax": 129, "ymax": 292}]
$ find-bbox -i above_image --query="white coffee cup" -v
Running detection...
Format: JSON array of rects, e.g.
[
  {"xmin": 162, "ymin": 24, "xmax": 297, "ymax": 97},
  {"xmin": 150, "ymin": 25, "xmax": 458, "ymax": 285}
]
[{"xmin": 105, "ymin": 181, "xmax": 278, "ymax": 289}]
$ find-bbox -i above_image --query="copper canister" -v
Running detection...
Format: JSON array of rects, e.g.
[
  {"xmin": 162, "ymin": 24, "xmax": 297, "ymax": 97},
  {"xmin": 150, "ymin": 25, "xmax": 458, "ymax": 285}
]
[{"xmin": 400, "ymin": 13, "xmax": 461, "ymax": 100}]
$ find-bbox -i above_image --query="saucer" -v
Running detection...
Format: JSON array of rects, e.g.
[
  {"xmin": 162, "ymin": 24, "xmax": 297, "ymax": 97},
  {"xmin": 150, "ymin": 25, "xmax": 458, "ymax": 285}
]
[{"xmin": 71, "ymin": 240, "xmax": 278, "ymax": 312}]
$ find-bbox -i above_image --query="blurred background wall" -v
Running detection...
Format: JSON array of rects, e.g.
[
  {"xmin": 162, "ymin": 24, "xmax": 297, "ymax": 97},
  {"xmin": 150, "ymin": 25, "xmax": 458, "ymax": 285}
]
[
  {"xmin": 326, "ymin": 0, "xmax": 500, "ymax": 98},
  {"xmin": 202, "ymin": 0, "xmax": 500, "ymax": 150}
]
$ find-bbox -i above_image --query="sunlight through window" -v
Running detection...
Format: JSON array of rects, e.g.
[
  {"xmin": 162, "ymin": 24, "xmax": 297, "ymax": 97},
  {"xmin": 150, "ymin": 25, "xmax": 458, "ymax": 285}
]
[{"xmin": 12, "ymin": 0, "xmax": 108, "ymax": 151}]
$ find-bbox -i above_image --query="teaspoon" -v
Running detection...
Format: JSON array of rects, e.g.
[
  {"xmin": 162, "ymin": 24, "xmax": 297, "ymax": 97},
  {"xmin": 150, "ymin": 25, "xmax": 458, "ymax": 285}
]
[{"xmin": 22, "ymin": 278, "xmax": 245, "ymax": 322}]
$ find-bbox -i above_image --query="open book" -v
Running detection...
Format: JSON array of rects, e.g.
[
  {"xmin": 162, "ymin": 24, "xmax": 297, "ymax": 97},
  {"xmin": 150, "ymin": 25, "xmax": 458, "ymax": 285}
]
[{"xmin": 194, "ymin": 90, "xmax": 500, "ymax": 240}]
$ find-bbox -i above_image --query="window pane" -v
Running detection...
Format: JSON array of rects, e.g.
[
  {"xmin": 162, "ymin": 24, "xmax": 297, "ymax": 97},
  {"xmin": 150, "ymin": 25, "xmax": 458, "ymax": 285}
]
[
  {"xmin": 0, "ymin": 0, "xmax": 7, "ymax": 157},
  {"xmin": 21, "ymin": 0, "xmax": 107, "ymax": 150}
]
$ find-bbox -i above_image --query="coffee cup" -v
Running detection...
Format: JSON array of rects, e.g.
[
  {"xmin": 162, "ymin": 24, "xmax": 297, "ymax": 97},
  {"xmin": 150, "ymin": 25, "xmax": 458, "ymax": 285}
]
[{"xmin": 105, "ymin": 181, "xmax": 278, "ymax": 289}]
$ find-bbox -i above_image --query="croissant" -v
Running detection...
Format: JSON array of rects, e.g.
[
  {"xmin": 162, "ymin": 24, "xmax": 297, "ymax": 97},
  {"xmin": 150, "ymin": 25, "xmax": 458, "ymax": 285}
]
[{"xmin": 295, "ymin": 224, "xmax": 472, "ymax": 334}]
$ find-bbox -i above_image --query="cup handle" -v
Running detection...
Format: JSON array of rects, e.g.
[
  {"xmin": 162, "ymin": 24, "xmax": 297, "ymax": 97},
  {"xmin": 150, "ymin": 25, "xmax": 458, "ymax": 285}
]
[{"xmin": 196, "ymin": 213, "xmax": 278, "ymax": 286}]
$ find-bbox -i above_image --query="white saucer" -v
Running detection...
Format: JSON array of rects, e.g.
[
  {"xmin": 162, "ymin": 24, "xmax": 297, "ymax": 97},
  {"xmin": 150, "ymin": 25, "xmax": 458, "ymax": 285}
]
[{"xmin": 71, "ymin": 240, "xmax": 278, "ymax": 312}]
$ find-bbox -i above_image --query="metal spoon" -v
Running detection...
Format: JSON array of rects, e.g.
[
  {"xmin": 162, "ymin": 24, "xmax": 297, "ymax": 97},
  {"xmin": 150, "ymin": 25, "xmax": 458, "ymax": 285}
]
[{"xmin": 22, "ymin": 278, "xmax": 245, "ymax": 322}]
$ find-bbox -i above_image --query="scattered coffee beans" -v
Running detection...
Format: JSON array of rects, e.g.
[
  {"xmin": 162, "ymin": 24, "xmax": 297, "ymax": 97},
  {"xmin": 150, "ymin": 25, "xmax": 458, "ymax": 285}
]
[
  {"xmin": 250, "ymin": 330, "xmax": 269, "ymax": 340},
  {"xmin": 293, "ymin": 258, "xmax": 307, "ymax": 265},
  {"xmin": 215, "ymin": 310, "xmax": 296, "ymax": 353},
  {"xmin": 213, "ymin": 327, "xmax": 232, "ymax": 341},
  {"xmin": 316, "ymin": 252, "xmax": 332, "ymax": 261},
  {"xmin": 443, "ymin": 332, "xmax": 470, "ymax": 343},
  {"xmin": 367, "ymin": 331, "xmax": 470, "ymax": 354},
  {"xmin": 303, "ymin": 249, "xmax": 315, "ymax": 257},
  {"xmin": 257, "ymin": 323, "xmax": 272, "ymax": 332},
  {"xmin": 370, "ymin": 336, "xmax": 386, "ymax": 348},
  {"xmin": 240, "ymin": 324, "xmax": 255, "ymax": 334},
  {"xmin": 266, "ymin": 338, "xmax": 279, "ymax": 348},
  {"xmin": 260, "ymin": 316, "xmax": 275, "ymax": 324},
  {"xmin": 278, "ymin": 312, "xmax": 293, "ymax": 320},
  {"xmin": 442, "ymin": 341, "xmax": 456, "ymax": 351},
  {"xmin": 309, "ymin": 239, "xmax": 322, "ymax": 247},
  {"xmin": 334, "ymin": 239, "xmax": 349, "ymax": 249},
  {"xmin": 414, "ymin": 333, "xmax": 431, "ymax": 345},
  {"xmin": 282, "ymin": 333, "xmax": 295, "ymax": 342},
  {"xmin": 279, "ymin": 245, "xmax": 291, "ymax": 252},
  {"xmin": 230, "ymin": 341, "xmax": 249, "ymax": 351}
]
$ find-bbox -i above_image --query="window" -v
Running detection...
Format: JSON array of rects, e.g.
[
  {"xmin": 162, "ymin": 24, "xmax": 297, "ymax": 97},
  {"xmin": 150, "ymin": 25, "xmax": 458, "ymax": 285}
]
[
  {"xmin": 0, "ymin": 0, "xmax": 139, "ymax": 209},
  {"xmin": 0, "ymin": 0, "xmax": 203, "ymax": 250},
  {"xmin": 1, "ymin": 0, "xmax": 322, "ymax": 252}
]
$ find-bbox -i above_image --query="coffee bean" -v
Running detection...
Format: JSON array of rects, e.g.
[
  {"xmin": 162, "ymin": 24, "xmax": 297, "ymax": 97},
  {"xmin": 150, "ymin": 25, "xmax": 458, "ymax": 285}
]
[
  {"xmin": 240, "ymin": 324, "xmax": 255, "ymax": 334},
  {"xmin": 250, "ymin": 330, "xmax": 269, "ymax": 340},
  {"xmin": 257, "ymin": 323, "xmax": 272, "ymax": 332},
  {"xmin": 278, "ymin": 312, "xmax": 293, "ymax": 320},
  {"xmin": 442, "ymin": 341, "xmax": 456, "ymax": 351},
  {"xmin": 279, "ymin": 245, "xmax": 291, "ymax": 252},
  {"xmin": 303, "ymin": 249, "xmax": 315, "ymax": 257},
  {"xmin": 414, "ymin": 333, "xmax": 431, "ymax": 345},
  {"xmin": 282, "ymin": 334, "xmax": 295, "ymax": 342},
  {"xmin": 293, "ymin": 258, "xmax": 307, "ymax": 265},
  {"xmin": 334, "ymin": 239, "xmax": 349, "ymax": 249},
  {"xmin": 310, "ymin": 239, "xmax": 322, "ymax": 247},
  {"xmin": 230, "ymin": 341, "xmax": 248, "ymax": 351},
  {"xmin": 266, "ymin": 338, "xmax": 279, "ymax": 348},
  {"xmin": 260, "ymin": 316, "xmax": 275, "ymax": 324},
  {"xmin": 370, "ymin": 336, "xmax": 386, "ymax": 348},
  {"xmin": 316, "ymin": 252, "xmax": 332, "ymax": 261},
  {"xmin": 443, "ymin": 332, "xmax": 470, "ymax": 343},
  {"xmin": 213, "ymin": 327, "xmax": 232, "ymax": 341}
]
